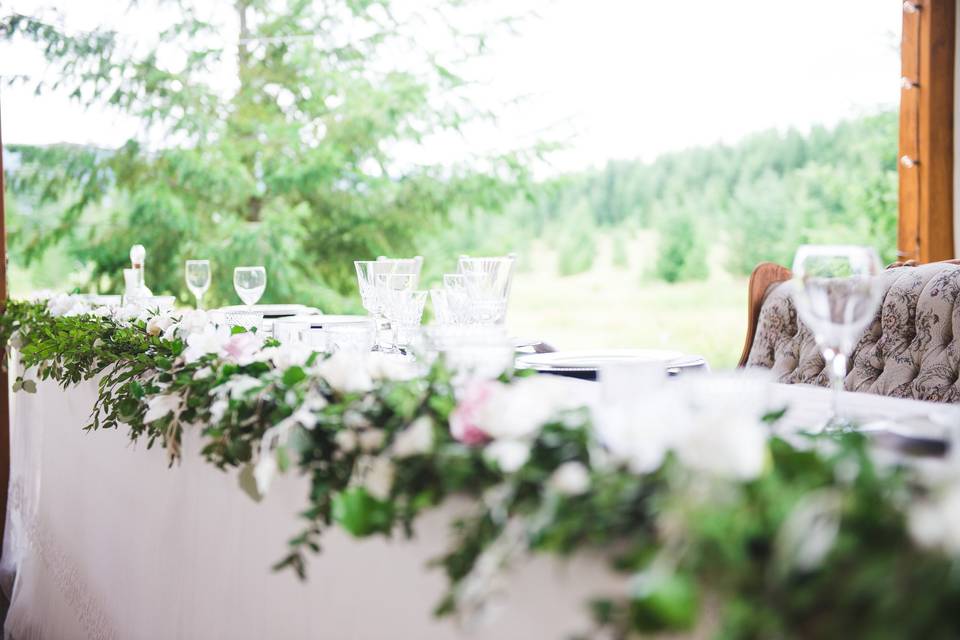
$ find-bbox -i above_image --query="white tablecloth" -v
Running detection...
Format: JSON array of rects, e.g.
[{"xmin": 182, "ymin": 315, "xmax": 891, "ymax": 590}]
[
  {"xmin": 2, "ymin": 370, "xmax": 956, "ymax": 640},
  {"xmin": 0, "ymin": 374, "xmax": 622, "ymax": 640}
]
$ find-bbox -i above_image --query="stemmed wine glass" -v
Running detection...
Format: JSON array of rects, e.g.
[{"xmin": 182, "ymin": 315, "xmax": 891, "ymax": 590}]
[
  {"xmin": 234, "ymin": 266, "xmax": 267, "ymax": 308},
  {"xmin": 185, "ymin": 260, "xmax": 211, "ymax": 309},
  {"xmin": 790, "ymin": 245, "xmax": 884, "ymax": 431}
]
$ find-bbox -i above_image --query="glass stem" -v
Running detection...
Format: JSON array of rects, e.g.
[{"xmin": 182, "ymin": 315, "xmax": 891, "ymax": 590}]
[
  {"xmin": 826, "ymin": 350, "xmax": 848, "ymax": 422},
  {"xmin": 392, "ymin": 322, "xmax": 401, "ymax": 351}
]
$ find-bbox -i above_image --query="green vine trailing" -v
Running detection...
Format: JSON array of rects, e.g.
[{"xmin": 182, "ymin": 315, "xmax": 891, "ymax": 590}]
[{"xmin": 4, "ymin": 295, "xmax": 960, "ymax": 638}]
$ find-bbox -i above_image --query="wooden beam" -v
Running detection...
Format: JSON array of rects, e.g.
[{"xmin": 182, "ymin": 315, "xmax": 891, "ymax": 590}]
[
  {"xmin": 0, "ymin": 93, "xmax": 9, "ymax": 552},
  {"xmin": 898, "ymin": 0, "xmax": 956, "ymax": 262}
]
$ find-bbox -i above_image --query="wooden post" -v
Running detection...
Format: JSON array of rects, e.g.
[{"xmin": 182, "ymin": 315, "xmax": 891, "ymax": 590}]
[
  {"xmin": 0, "ymin": 93, "xmax": 9, "ymax": 550},
  {"xmin": 898, "ymin": 0, "xmax": 956, "ymax": 262}
]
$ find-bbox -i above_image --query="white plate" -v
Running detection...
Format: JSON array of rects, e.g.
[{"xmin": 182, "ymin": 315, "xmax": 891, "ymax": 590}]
[
  {"xmin": 219, "ymin": 304, "xmax": 317, "ymax": 317},
  {"xmin": 517, "ymin": 349, "xmax": 687, "ymax": 371}
]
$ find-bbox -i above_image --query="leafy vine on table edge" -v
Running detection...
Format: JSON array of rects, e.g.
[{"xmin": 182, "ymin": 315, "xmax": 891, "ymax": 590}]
[{"xmin": 3, "ymin": 294, "xmax": 960, "ymax": 639}]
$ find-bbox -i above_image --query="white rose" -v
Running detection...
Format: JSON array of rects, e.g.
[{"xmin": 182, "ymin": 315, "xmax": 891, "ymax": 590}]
[
  {"xmin": 317, "ymin": 351, "xmax": 373, "ymax": 394},
  {"xmin": 182, "ymin": 324, "xmax": 231, "ymax": 364},
  {"xmin": 366, "ymin": 352, "xmax": 417, "ymax": 382},
  {"xmin": 178, "ymin": 309, "xmax": 210, "ymax": 337},
  {"xmin": 218, "ymin": 374, "xmax": 263, "ymax": 400},
  {"xmin": 209, "ymin": 399, "xmax": 229, "ymax": 423},
  {"xmin": 259, "ymin": 344, "xmax": 310, "ymax": 371},
  {"xmin": 483, "ymin": 440, "xmax": 531, "ymax": 473},
  {"xmin": 193, "ymin": 366, "xmax": 214, "ymax": 380},
  {"xmin": 361, "ymin": 455, "xmax": 395, "ymax": 501},
  {"xmin": 909, "ymin": 485, "xmax": 960, "ymax": 555},
  {"xmin": 473, "ymin": 377, "xmax": 580, "ymax": 441},
  {"xmin": 358, "ymin": 429, "xmax": 385, "ymax": 452},
  {"xmin": 46, "ymin": 293, "xmax": 74, "ymax": 317},
  {"xmin": 335, "ymin": 430, "xmax": 359, "ymax": 452},
  {"xmin": 672, "ymin": 375, "xmax": 770, "ymax": 480},
  {"xmin": 144, "ymin": 394, "xmax": 180, "ymax": 423},
  {"xmin": 548, "ymin": 461, "xmax": 591, "ymax": 496},
  {"xmin": 146, "ymin": 314, "xmax": 175, "ymax": 337},
  {"xmin": 391, "ymin": 416, "xmax": 434, "ymax": 458}
]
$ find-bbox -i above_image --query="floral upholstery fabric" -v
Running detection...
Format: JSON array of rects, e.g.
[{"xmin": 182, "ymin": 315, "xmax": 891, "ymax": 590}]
[{"xmin": 746, "ymin": 262, "xmax": 960, "ymax": 403}]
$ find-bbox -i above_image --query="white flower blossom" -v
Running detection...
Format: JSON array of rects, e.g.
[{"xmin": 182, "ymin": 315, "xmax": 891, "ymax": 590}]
[
  {"xmin": 217, "ymin": 374, "xmax": 263, "ymax": 400},
  {"xmin": 193, "ymin": 366, "xmax": 214, "ymax": 380},
  {"xmin": 335, "ymin": 429, "xmax": 359, "ymax": 452},
  {"xmin": 144, "ymin": 394, "xmax": 180, "ymax": 423},
  {"xmin": 484, "ymin": 440, "xmax": 531, "ymax": 473},
  {"xmin": 472, "ymin": 376, "xmax": 584, "ymax": 442},
  {"xmin": 358, "ymin": 429, "xmax": 385, "ymax": 452},
  {"xmin": 548, "ymin": 461, "xmax": 591, "ymax": 496},
  {"xmin": 258, "ymin": 344, "xmax": 311, "ymax": 370},
  {"xmin": 317, "ymin": 351, "xmax": 373, "ymax": 394},
  {"xmin": 360, "ymin": 455, "xmax": 395, "ymax": 500},
  {"xmin": 146, "ymin": 314, "xmax": 175, "ymax": 337},
  {"xmin": 391, "ymin": 416, "xmax": 434, "ymax": 458},
  {"xmin": 909, "ymin": 485, "xmax": 960, "ymax": 555},
  {"xmin": 182, "ymin": 324, "xmax": 231, "ymax": 364},
  {"xmin": 366, "ymin": 352, "xmax": 417, "ymax": 382},
  {"xmin": 209, "ymin": 398, "xmax": 229, "ymax": 423}
]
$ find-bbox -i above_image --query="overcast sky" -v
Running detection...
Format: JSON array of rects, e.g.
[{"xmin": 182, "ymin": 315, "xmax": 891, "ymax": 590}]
[{"xmin": 0, "ymin": 0, "xmax": 901, "ymax": 173}]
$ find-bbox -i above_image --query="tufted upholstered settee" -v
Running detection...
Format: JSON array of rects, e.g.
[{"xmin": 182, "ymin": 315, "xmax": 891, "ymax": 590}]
[{"xmin": 742, "ymin": 260, "xmax": 960, "ymax": 402}]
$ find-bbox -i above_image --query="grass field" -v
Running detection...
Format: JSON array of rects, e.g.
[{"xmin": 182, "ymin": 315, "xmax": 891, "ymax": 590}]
[{"xmin": 507, "ymin": 232, "xmax": 748, "ymax": 370}]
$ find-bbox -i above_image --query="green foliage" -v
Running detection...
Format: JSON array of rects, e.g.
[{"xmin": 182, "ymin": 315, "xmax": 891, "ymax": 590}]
[
  {"xmin": 654, "ymin": 205, "xmax": 709, "ymax": 283},
  {"xmin": 555, "ymin": 209, "xmax": 598, "ymax": 277},
  {"xmin": 611, "ymin": 231, "xmax": 630, "ymax": 269},
  {"xmin": 6, "ymin": 297, "xmax": 960, "ymax": 639},
  {"xmin": 509, "ymin": 112, "xmax": 898, "ymax": 274},
  {"xmin": 2, "ymin": 1, "xmax": 537, "ymax": 307}
]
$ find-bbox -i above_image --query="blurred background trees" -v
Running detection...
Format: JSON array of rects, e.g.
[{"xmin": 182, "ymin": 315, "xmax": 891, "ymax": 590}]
[{"xmin": 2, "ymin": 0, "xmax": 536, "ymax": 308}]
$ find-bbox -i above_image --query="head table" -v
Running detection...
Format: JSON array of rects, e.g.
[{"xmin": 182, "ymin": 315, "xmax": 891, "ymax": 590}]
[{"xmin": 1, "ymin": 350, "xmax": 956, "ymax": 640}]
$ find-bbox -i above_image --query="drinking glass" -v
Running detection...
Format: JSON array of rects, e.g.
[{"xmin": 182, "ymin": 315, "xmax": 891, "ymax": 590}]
[
  {"xmin": 394, "ymin": 290, "xmax": 428, "ymax": 349},
  {"xmin": 790, "ymin": 245, "xmax": 884, "ymax": 431},
  {"xmin": 377, "ymin": 255, "xmax": 423, "ymax": 286},
  {"xmin": 457, "ymin": 255, "xmax": 515, "ymax": 324},
  {"xmin": 234, "ymin": 266, "xmax": 267, "ymax": 307},
  {"xmin": 376, "ymin": 273, "xmax": 416, "ymax": 353},
  {"xmin": 185, "ymin": 259, "xmax": 211, "ymax": 309}
]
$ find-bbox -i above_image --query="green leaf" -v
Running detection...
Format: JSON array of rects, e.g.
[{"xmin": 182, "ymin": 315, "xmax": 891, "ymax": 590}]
[
  {"xmin": 630, "ymin": 572, "xmax": 699, "ymax": 632},
  {"xmin": 282, "ymin": 366, "xmax": 307, "ymax": 387},
  {"xmin": 331, "ymin": 487, "xmax": 393, "ymax": 537},
  {"xmin": 20, "ymin": 379, "xmax": 37, "ymax": 393},
  {"xmin": 238, "ymin": 464, "xmax": 263, "ymax": 503}
]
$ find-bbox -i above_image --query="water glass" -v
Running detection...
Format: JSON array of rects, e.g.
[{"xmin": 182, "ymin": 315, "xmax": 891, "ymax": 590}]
[
  {"xmin": 376, "ymin": 273, "xmax": 417, "ymax": 353},
  {"xmin": 790, "ymin": 245, "xmax": 884, "ymax": 430},
  {"xmin": 234, "ymin": 266, "xmax": 267, "ymax": 307},
  {"xmin": 394, "ymin": 290, "xmax": 428, "ymax": 348},
  {"xmin": 185, "ymin": 259, "xmax": 211, "ymax": 309},
  {"xmin": 457, "ymin": 255, "xmax": 515, "ymax": 324}
]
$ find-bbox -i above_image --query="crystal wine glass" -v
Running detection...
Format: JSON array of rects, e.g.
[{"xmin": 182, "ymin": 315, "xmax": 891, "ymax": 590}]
[
  {"xmin": 185, "ymin": 259, "xmax": 211, "ymax": 309},
  {"xmin": 790, "ymin": 245, "xmax": 884, "ymax": 431},
  {"xmin": 233, "ymin": 266, "xmax": 267, "ymax": 308}
]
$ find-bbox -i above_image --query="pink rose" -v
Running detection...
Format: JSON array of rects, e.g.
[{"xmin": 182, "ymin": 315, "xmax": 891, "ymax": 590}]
[{"xmin": 450, "ymin": 381, "xmax": 495, "ymax": 445}]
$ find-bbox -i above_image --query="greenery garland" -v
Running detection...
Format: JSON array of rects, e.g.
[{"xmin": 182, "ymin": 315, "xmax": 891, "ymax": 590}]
[{"xmin": 4, "ymin": 296, "xmax": 960, "ymax": 639}]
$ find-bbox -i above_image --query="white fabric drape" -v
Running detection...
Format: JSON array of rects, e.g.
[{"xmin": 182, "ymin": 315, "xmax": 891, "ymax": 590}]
[{"xmin": 0, "ymin": 373, "xmax": 622, "ymax": 640}]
